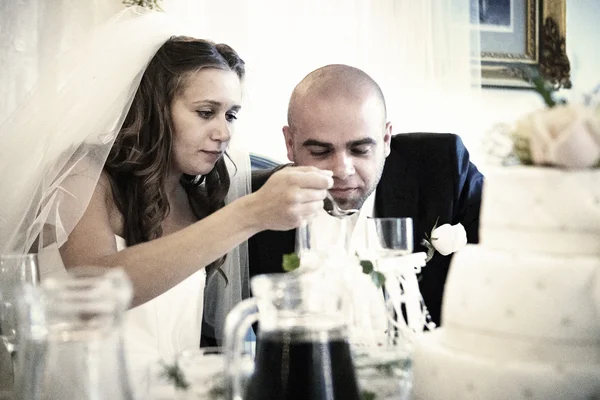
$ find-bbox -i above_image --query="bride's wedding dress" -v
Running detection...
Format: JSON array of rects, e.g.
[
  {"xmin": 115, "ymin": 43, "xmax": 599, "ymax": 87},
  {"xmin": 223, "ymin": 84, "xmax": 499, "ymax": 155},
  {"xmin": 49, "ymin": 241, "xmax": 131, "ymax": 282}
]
[{"xmin": 115, "ymin": 236, "xmax": 207, "ymax": 394}]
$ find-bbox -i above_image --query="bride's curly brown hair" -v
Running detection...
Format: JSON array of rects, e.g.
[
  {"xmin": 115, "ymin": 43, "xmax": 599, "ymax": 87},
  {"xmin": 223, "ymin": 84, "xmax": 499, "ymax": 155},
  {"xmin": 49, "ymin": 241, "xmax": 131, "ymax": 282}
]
[{"xmin": 104, "ymin": 36, "xmax": 245, "ymax": 271}]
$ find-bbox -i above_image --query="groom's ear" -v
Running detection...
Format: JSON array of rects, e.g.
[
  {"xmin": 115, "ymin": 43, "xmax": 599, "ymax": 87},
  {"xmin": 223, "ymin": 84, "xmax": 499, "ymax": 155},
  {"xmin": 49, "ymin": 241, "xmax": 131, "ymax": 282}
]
[
  {"xmin": 282, "ymin": 125, "xmax": 295, "ymax": 162},
  {"xmin": 383, "ymin": 121, "xmax": 392, "ymax": 158}
]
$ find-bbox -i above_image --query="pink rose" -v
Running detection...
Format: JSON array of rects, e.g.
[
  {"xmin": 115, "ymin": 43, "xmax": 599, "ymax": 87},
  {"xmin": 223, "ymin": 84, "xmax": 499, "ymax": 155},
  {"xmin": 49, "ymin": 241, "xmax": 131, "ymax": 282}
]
[{"xmin": 528, "ymin": 104, "xmax": 600, "ymax": 168}]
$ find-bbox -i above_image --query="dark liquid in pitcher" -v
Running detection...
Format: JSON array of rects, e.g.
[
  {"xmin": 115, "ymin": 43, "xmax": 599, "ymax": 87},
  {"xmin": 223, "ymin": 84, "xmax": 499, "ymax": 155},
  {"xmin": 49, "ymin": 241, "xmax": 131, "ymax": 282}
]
[{"xmin": 245, "ymin": 328, "xmax": 360, "ymax": 400}]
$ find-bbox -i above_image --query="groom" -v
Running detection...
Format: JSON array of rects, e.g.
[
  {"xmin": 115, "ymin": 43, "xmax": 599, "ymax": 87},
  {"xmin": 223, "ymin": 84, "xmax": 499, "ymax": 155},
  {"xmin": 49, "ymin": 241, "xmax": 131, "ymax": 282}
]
[{"xmin": 248, "ymin": 64, "xmax": 483, "ymax": 326}]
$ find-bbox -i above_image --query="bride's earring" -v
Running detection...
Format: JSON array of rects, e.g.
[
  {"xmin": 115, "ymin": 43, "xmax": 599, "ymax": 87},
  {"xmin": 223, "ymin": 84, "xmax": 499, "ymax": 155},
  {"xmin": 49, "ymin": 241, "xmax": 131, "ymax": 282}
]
[{"xmin": 192, "ymin": 175, "xmax": 204, "ymax": 185}]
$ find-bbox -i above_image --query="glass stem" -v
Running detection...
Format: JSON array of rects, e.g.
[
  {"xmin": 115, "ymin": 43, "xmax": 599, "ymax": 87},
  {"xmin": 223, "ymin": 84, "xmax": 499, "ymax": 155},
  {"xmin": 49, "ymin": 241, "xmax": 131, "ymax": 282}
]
[{"xmin": 10, "ymin": 350, "xmax": 17, "ymax": 384}]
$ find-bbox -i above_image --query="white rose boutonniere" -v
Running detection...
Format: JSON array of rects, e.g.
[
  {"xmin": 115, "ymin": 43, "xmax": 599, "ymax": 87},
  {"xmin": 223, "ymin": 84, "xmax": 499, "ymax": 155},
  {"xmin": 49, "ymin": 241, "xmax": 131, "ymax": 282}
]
[{"xmin": 421, "ymin": 219, "xmax": 467, "ymax": 262}]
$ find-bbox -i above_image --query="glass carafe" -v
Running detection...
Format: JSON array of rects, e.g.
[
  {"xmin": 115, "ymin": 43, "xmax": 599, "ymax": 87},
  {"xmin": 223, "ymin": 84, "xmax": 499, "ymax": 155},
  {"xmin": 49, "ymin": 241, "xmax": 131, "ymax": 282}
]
[
  {"xmin": 224, "ymin": 270, "xmax": 361, "ymax": 400},
  {"xmin": 14, "ymin": 267, "xmax": 134, "ymax": 400}
]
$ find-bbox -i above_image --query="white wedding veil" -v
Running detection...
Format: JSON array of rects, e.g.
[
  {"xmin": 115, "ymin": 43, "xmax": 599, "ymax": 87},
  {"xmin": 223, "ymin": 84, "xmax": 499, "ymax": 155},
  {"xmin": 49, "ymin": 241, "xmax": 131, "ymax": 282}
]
[{"xmin": 0, "ymin": 6, "xmax": 251, "ymax": 343}]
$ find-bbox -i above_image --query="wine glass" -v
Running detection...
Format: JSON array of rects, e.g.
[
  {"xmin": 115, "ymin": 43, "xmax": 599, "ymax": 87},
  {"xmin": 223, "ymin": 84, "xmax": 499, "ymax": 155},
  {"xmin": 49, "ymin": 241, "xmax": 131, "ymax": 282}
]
[
  {"xmin": 364, "ymin": 218, "xmax": 419, "ymax": 342},
  {"xmin": 365, "ymin": 217, "xmax": 413, "ymax": 259},
  {"xmin": 146, "ymin": 347, "xmax": 252, "ymax": 400},
  {"xmin": 0, "ymin": 254, "xmax": 40, "ymax": 376},
  {"xmin": 295, "ymin": 217, "xmax": 351, "ymax": 267}
]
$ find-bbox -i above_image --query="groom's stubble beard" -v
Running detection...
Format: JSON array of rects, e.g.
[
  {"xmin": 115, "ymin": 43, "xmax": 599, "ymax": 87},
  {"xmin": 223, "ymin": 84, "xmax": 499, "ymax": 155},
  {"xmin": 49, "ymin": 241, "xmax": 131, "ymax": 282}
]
[
  {"xmin": 349, "ymin": 163, "xmax": 384, "ymax": 211},
  {"xmin": 332, "ymin": 154, "xmax": 386, "ymax": 211}
]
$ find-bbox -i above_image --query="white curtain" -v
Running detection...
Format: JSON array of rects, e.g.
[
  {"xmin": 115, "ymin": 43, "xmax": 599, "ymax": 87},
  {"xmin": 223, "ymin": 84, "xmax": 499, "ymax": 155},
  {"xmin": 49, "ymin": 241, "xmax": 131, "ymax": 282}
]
[
  {"xmin": 162, "ymin": 0, "xmax": 482, "ymax": 162},
  {"xmin": 1, "ymin": 0, "xmax": 481, "ymax": 159},
  {"xmin": 0, "ymin": 0, "xmax": 124, "ymax": 124}
]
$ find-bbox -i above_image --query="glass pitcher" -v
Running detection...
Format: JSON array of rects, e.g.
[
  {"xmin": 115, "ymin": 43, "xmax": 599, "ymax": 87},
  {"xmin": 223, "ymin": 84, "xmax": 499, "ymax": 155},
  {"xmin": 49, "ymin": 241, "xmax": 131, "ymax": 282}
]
[
  {"xmin": 224, "ymin": 270, "xmax": 361, "ymax": 400},
  {"xmin": 13, "ymin": 266, "xmax": 134, "ymax": 400}
]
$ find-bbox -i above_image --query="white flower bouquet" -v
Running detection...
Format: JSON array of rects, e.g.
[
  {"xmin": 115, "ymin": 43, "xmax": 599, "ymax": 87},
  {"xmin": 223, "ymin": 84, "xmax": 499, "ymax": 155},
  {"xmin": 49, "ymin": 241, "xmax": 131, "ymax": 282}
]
[{"xmin": 487, "ymin": 75, "xmax": 600, "ymax": 169}]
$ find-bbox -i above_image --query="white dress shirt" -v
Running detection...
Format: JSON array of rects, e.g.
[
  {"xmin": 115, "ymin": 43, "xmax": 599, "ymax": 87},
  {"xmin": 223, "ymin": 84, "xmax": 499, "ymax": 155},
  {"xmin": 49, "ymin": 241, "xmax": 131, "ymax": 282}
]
[{"xmin": 308, "ymin": 190, "xmax": 377, "ymax": 255}]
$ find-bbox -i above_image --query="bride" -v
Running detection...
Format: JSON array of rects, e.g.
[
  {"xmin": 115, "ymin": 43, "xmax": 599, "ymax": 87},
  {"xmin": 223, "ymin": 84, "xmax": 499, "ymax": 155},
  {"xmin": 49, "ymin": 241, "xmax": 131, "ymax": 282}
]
[{"xmin": 0, "ymin": 5, "xmax": 332, "ymax": 390}]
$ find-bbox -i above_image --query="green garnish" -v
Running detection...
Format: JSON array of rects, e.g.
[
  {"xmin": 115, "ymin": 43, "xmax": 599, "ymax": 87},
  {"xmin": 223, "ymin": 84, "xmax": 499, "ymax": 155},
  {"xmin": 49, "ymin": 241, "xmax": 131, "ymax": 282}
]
[
  {"xmin": 282, "ymin": 253, "xmax": 301, "ymax": 271},
  {"xmin": 160, "ymin": 360, "xmax": 190, "ymax": 391},
  {"xmin": 282, "ymin": 254, "xmax": 385, "ymax": 288}
]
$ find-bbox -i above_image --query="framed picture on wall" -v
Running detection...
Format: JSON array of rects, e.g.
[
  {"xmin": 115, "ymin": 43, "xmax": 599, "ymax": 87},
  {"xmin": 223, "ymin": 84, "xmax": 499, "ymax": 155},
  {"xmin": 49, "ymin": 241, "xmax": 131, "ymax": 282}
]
[{"xmin": 473, "ymin": 0, "xmax": 571, "ymax": 89}]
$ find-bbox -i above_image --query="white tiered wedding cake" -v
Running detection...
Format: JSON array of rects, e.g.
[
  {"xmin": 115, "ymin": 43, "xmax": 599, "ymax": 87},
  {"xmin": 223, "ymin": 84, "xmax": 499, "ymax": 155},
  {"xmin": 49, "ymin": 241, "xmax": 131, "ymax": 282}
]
[{"xmin": 412, "ymin": 166, "xmax": 600, "ymax": 399}]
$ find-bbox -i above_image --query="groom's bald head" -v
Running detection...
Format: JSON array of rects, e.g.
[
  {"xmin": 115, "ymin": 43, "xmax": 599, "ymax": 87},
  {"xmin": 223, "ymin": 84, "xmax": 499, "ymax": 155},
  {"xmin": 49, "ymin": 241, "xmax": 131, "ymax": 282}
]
[{"xmin": 287, "ymin": 64, "xmax": 387, "ymax": 131}]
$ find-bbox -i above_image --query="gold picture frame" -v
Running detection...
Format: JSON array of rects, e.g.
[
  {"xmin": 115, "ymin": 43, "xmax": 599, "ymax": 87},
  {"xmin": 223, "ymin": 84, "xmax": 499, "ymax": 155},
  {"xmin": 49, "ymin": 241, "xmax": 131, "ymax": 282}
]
[{"xmin": 477, "ymin": 0, "xmax": 571, "ymax": 89}]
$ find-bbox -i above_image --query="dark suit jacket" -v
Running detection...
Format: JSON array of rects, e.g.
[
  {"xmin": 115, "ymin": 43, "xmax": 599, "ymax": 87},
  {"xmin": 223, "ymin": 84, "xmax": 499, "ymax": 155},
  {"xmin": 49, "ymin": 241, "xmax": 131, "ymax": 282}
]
[{"xmin": 248, "ymin": 133, "xmax": 483, "ymax": 326}]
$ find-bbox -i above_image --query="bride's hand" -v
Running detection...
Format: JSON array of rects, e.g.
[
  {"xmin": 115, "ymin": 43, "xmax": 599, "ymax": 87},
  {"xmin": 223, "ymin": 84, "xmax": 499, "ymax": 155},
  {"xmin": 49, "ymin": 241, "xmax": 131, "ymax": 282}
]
[{"xmin": 249, "ymin": 166, "xmax": 333, "ymax": 231}]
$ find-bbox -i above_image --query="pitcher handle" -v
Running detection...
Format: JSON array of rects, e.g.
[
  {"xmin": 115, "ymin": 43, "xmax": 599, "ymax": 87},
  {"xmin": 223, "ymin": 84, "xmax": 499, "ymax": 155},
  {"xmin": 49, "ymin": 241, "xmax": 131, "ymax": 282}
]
[{"xmin": 224, "ymin": 297, "xmax": 259, "ymax": 400}]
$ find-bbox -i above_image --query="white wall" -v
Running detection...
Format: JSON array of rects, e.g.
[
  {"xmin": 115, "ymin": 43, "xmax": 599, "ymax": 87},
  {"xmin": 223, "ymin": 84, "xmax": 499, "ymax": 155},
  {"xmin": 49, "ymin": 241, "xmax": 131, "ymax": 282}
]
[
  {"xmin": 248, "ymin": 0, "xmax": 600, "ymax": 164},
  {"xmin": 563, "ymin": 0, "xmax": 600, "ymax": 98}
]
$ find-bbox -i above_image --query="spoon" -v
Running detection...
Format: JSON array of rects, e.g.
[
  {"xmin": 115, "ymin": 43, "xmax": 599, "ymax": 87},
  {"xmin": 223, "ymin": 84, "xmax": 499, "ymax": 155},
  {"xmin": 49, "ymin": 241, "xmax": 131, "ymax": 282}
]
[{"xmin": 323, "ymin": 192, "xmax": 359, "ymax": 218}]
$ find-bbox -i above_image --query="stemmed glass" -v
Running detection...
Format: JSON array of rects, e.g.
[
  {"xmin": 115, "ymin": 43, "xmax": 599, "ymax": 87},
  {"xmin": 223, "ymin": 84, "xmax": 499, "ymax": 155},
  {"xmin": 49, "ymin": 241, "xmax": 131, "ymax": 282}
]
[
  {"xmin": 295, "ymin": 217, "xmax": 351, "ymax": 268},
  {"xmin": 147, "ymin": 347, "xmax": 250, "ymax": 400},
  {"xmin": 0, "ymin": 254, "xmax": 40, "ymax": 382},
  {"xmin": 365, "ymin": 217, "xmax": 414, "ymax": 259},
  {"xmin": 365, "ymin": 217, "xmax": 418, "ymax": 337}
]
